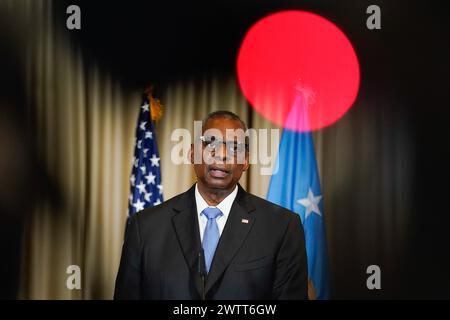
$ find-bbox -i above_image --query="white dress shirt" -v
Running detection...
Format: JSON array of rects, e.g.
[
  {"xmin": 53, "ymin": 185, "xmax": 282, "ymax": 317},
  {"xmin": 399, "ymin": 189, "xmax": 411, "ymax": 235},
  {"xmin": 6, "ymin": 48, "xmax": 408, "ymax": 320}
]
[{"xmin": 195, "ymin": 183, "xmax": 238, "ymax": 242}]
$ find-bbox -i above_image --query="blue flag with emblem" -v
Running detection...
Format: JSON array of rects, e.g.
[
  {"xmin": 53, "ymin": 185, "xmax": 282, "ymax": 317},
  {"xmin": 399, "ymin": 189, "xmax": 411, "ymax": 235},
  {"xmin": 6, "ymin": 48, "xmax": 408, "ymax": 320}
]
[
  {"xmin": 128, "ymin": 91, "xmax": 164, "ymax": 216},
  {"xmin": 267, "ymin": 87, "xmax": 330, "ymax": 299}
]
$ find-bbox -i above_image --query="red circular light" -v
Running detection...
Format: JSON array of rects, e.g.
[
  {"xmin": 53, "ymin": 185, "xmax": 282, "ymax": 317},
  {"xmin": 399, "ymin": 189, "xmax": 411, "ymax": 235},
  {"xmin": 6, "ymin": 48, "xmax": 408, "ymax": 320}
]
[{"xmin": 237, "ymin": 11, "xmax": 360, "ymax": 131}]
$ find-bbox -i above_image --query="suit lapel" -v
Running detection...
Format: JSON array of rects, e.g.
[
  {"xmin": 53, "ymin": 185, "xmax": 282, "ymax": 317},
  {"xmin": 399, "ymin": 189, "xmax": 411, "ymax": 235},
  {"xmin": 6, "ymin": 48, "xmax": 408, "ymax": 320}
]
[
  {"xmin": 205, "ymin": 185, "xmax": 256, "ymax": 295},
  {"xmin": 171, "ymin": 185, "xmax": 204, "ymax": 298}
]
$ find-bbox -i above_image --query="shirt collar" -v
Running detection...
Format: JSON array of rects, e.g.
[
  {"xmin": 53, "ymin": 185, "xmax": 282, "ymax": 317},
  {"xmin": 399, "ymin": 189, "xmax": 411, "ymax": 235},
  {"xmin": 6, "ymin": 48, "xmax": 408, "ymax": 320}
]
[{"xmin": 195, "ymin": 183, "xmax": 238, "ymax": 218}]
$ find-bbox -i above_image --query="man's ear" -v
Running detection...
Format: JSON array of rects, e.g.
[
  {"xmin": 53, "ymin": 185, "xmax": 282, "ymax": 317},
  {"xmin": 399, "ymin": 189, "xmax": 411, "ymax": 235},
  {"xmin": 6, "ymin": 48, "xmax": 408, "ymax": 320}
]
[
  {"xmin": 189, "ymin": 143, "xmax": 194, "ymax": 164},
  {"xmin": 243, "ymin": 153, "xmax": 250, "ymax": 172}
]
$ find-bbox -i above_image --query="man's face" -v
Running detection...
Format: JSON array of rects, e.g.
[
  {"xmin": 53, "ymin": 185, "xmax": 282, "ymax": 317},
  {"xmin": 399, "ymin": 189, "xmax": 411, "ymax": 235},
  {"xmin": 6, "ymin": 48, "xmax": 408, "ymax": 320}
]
[{"xmin": 190, "ymin": 117, "xmax": 249, "ymax": 191}]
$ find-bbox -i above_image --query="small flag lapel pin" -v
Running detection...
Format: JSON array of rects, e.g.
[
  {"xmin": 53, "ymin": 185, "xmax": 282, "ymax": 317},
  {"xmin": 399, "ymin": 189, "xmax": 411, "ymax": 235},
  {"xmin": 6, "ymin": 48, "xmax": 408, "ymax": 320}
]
[{"xmin": 241, "ymin": 219, "xmax": 249, "ymax": 224}]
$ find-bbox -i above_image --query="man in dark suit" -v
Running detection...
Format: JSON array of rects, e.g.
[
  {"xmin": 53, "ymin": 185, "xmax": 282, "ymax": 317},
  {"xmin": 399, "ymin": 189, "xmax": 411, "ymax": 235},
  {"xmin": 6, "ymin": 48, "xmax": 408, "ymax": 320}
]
[{"xmin": 114, "ymin": 110, "xmax": 308, "ymax": 299}]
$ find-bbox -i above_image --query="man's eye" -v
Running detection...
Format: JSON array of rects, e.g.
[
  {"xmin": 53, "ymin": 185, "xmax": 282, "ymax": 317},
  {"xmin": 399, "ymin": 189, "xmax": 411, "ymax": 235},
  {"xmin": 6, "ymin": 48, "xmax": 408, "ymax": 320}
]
[
  {"xmin": 204, "ymin": 136, "xmax": 216, "ymax": 143},
  {"xmin": 203, "ymin": 138, "xmax": 216, "ymax": 148}
]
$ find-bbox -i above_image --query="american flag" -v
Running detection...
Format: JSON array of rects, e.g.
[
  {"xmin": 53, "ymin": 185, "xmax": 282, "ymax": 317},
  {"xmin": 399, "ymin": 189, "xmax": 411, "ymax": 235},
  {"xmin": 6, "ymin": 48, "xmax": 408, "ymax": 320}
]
[{"xmin": 127, "ymin": 96, "xmax": 164, "ymax": 216}]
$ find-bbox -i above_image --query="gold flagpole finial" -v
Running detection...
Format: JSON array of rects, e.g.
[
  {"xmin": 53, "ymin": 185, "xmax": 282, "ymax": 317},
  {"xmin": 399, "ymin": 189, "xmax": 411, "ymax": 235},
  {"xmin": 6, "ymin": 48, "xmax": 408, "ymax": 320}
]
[{"xmin": 145, "ymin": 86, "xmax": 163, "ymax": 122}]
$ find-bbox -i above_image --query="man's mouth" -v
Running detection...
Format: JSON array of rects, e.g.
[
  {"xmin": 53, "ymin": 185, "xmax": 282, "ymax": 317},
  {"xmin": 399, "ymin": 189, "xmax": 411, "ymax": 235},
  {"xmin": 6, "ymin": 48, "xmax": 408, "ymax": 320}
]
[{"xmin": 208, "ymin": 165, "xmax": 230, "ymax": 178}]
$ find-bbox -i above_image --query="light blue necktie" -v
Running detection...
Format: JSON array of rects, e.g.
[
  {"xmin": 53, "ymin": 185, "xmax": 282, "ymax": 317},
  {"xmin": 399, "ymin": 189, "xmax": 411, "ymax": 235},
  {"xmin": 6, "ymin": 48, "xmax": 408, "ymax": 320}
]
[{"xmin": 201, "ymin": 207, "xmax": 223, "ymax": 273}]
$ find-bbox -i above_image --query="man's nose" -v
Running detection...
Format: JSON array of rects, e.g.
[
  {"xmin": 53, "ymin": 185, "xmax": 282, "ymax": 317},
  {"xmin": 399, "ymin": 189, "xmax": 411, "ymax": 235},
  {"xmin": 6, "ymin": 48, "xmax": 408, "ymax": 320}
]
[{"xmin": 214, "ymin": 142, "xmax": 229, "ymax": 161}]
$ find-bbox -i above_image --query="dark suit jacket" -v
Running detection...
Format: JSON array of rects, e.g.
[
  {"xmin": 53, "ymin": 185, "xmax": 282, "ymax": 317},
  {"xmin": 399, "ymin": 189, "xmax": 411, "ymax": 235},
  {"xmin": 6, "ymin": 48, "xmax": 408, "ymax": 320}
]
[{"xmin": 114, "ymin": 184, "xmax": 308, "ymax": 300}]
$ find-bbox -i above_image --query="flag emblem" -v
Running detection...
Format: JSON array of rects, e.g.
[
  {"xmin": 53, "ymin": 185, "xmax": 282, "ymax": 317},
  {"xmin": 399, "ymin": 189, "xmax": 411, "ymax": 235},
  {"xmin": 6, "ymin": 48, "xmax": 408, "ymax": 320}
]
[{"xmin": 127, "ymin": 91, "xmax": 164, "ymax": 216}]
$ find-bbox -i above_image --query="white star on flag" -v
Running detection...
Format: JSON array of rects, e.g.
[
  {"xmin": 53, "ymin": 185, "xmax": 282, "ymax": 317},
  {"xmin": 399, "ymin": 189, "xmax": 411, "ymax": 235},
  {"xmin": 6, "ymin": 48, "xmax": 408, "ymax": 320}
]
[
  {"xmin": 133, "ymin": 199, "xmax": 145, "ymax": 212},
  {"xmin": 141, "ymin": 104, "xmax": 149, "ymax": 112},
  {"xmin": 153, "ymin": 199, "xmax": 162, "ymax": 206},
  {"xmin": 150, "ymin": 154, "xmax": 160, "ymax": 167},
  {"xmin": 136, "ymin": 181, "xmax": 147, "ymax": 194},
  {"xmin": 297, "ymin": 188, "xmax": 323, "ymax": 219},
  {"xmin": 145, "ymin": 131, "xmax": 153, "ymax": 139},
  {"xmin": 157, "ymin": 184, "xmax": 163, "ymax": 195},
  {"xmin": 130, "ymin": 174, "xmax": 136, "ymax": 186},
  {"xmin": 144, "ymin": 191, "xmax": 153, "ymax": 202},
  {"xmin": 145, "ymin": 172, "xmax": 156, "ymax": 185},
  {"xmin": 139, "ymin": 121, "xmax": 147, "ymax": 131}
]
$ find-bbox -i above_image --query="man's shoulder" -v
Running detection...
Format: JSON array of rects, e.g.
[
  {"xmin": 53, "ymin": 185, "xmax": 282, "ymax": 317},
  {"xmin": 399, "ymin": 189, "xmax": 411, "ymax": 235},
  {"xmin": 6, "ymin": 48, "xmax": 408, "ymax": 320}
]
[
  {"xmin": 244, "ymin": 191, "xmax": 299, "ymax": 221},
  {"xmin": 130, "ymin": 186, "xmax": 299, "ymax": 226},
  {"xmin": 132, "ymin": 189, "xmax": 190, "ymax": 225}
]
